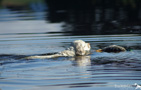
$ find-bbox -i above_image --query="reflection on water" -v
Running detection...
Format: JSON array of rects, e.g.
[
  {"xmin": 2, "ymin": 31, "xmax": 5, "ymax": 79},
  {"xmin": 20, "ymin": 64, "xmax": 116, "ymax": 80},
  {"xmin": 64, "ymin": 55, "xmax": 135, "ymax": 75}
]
[
  {"xmin": 45, "ymin": 0, "xmax": 141, "ymax": 35},
  {"xmin": 0, "ymin": 33, "xmax": 141, "ymax": 90},
  {"xmin": 0, "ymin": 0, "xmax": 141, "ymax": 90},
  {"xmin": 73, "ymin": 56, "xmax": 91, "ymax": 66},
  {"xmin": 0, "ymin": 0, "xmax": 141, "ymax": 35}
]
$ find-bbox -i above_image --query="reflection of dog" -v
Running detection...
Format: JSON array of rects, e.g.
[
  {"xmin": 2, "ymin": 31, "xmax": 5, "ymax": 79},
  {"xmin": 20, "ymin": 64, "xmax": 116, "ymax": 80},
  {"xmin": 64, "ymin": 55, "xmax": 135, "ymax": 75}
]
[
  {"xmin": 96, "ymin": 45, "xmax": 126, "ymax": 53},
  {"xmin": 74, "ymin": 56, "xmax": 91, "ymax": 66},
  {"xmin": 26, "ymin": 40, "xmax": 91, "ymax": 59}
]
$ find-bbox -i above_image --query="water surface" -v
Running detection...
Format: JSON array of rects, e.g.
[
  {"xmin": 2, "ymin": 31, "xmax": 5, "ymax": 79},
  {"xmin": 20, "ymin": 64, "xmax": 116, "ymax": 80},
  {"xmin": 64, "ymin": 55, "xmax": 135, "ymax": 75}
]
[
  {"xmin": 0, "ymin": 1, "xmax": 141, "ymax": 90},
  {"xmin": 0, "ymin": 31, "xmax": 141, "ymax": 90}
]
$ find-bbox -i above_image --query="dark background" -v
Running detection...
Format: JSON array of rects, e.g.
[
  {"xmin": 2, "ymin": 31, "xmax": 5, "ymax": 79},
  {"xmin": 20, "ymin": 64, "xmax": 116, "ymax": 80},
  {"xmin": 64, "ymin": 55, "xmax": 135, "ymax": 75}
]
[{"xmin": 0, "ymin": 0, "xmax": 141, "ymax": 35}]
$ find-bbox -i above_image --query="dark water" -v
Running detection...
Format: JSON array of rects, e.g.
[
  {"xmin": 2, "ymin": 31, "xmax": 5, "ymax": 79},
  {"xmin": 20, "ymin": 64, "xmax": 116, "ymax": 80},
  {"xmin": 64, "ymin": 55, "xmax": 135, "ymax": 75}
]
[{"xmin": 0, "ymin": 1, "xmax": 141, "ymax": 90}]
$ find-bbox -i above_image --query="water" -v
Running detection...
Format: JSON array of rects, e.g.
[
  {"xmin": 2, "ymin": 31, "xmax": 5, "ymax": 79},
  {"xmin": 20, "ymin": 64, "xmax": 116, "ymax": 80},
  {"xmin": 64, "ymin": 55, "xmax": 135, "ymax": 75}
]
[
  {"xmin": 0, "ymin": 1, "xmax": 141, "ymax": 90},
  {"xmin": 0, "ymin": 31, "xmax": 141, "ymax": 90}
]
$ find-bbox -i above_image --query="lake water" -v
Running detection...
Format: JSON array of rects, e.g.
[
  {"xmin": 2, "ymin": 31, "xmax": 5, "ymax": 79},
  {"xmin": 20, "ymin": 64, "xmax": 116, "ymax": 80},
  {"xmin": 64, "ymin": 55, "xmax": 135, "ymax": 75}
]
[{"xmin": 0, "ymin": 2, "xmax": 141, "ymax": 90}]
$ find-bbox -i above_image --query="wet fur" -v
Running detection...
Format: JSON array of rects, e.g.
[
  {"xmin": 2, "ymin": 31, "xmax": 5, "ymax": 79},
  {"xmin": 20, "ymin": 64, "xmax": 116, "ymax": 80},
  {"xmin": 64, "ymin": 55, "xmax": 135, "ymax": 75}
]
[{"xmin": 26, "ymin": 40, "xmax": 91, "ymax": 59}]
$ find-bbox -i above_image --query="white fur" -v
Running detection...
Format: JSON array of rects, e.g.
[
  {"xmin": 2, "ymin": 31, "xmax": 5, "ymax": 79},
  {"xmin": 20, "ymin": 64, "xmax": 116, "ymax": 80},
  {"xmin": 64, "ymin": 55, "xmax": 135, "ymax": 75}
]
[
  {"xmin": 72, "ymin": 40, "xmax": 91, "ymax": 56},
  {"xmin": 26, "ymin": 40, "xmax": 91, "ymax": 59}
]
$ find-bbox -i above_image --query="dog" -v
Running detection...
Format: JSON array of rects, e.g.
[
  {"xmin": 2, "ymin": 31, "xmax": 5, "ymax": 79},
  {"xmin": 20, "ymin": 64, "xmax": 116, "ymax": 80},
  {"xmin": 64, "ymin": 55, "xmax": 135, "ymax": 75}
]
[{"xmin": 26, "ymin": 40, "xmax": 91, "ymax": 59}]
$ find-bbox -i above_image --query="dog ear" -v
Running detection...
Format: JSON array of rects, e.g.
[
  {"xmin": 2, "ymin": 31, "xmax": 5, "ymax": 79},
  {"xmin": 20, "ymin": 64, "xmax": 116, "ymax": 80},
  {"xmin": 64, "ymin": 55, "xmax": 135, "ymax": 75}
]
[{"xmin": 87, "ymin": 43, "xmax": 91, "ymax": 49}]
